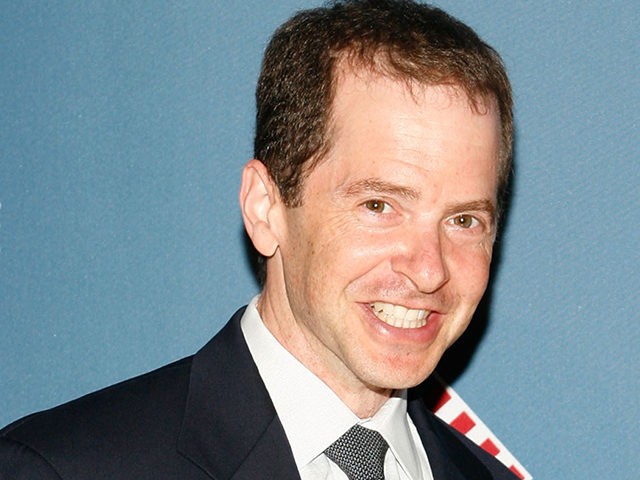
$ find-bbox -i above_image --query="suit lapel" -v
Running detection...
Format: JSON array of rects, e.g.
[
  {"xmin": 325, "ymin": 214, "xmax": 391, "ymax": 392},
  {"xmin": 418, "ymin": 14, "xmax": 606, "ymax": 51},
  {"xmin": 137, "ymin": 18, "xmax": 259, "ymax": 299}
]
[
  {"xmin": 408, "ymin": 388, "xmax": 494, "ymax": 480},
  {"xmin": 177, "ymin": 308, "xmax": 301, "ymax": 480}
]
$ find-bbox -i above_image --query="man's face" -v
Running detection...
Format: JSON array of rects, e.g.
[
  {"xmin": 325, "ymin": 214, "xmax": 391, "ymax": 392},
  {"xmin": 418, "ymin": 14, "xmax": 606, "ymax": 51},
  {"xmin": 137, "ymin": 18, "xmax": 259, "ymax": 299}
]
[{"xmin": 262, "ymin": 69, "xmax": 501, "ymax": 399}]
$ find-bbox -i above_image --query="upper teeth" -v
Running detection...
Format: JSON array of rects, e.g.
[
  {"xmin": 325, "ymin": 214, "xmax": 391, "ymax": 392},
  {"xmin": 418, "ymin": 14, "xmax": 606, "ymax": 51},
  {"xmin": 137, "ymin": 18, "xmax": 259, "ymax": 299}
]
[{"xmin": 370, "ymin": 302, "xmax": 429, "ymax": 328}]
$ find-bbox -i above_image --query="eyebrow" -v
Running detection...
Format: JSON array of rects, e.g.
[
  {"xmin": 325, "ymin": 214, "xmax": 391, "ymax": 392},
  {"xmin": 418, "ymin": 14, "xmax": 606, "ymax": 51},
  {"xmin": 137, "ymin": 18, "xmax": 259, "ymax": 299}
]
[{"xmin": 342, "ymin": 178, "xmax": 420, "ymax": 200}]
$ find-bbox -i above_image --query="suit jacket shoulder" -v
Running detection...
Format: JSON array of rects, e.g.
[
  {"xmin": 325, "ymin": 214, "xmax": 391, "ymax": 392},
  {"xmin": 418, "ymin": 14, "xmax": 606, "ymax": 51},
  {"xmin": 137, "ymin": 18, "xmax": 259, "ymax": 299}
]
[{"xmin": 0, "ymin": 355, "xmax": 198, "ymax": 479}]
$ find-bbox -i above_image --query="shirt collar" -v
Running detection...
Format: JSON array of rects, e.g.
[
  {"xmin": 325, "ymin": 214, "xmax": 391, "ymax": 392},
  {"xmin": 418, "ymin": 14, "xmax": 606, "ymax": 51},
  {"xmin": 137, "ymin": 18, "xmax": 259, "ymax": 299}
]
[
  {"xmin": 240, "ymin": 296, "xmax": 421, "ymax": 478},
  {"xmin": 363, "ymin": 390, "xmax": 423, "ymax": 479}
]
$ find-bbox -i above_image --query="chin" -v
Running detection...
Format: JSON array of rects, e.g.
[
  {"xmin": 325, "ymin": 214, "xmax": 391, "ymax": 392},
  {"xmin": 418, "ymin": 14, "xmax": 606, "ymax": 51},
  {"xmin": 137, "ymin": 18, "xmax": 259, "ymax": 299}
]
[
  {"xmin": 366, "ymin": 359, "xmax": 439, "ymax": 391},
  {"xmin": 370, "ymin": 374, "xmax": 430, "ymax": 391}
]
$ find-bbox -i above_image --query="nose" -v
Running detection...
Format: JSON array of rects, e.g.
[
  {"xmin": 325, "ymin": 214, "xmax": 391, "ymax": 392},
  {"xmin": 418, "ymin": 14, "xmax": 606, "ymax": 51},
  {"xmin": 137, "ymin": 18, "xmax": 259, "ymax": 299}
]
[{"xmin": 390, "ymin": 227, "xmax": 450, "ymax": 293}]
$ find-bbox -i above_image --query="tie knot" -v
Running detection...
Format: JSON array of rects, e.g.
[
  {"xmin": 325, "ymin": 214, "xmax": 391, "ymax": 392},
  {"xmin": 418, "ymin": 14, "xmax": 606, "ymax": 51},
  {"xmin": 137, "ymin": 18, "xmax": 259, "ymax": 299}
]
[{"xmin": 324, "ymin": 425, "xmax": 389, "ymax": 480}]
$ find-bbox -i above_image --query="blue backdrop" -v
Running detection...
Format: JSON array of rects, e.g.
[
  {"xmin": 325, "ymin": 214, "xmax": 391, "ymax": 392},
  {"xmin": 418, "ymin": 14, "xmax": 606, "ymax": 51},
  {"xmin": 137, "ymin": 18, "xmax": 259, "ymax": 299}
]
[{"xmin": 1, "ymin": 2, "xmax": 638, "ymax": 478}]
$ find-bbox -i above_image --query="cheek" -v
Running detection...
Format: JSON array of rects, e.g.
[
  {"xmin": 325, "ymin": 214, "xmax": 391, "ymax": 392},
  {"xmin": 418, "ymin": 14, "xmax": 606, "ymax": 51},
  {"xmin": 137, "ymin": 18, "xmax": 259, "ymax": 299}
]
[
  {"xmin": 449, "ymin": 245, "xmax": 492, "ymax": 296},
  {"xmin": 298, "ymin": 231, "xmax": 392, "ymax": 305},
  {"xmin": 319, "ymin": 221, "xmax": 391, "ymax": 265}
]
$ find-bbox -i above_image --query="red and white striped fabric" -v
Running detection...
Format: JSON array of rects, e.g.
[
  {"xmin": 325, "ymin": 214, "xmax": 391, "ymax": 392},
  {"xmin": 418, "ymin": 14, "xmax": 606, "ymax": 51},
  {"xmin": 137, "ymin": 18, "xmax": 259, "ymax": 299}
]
[{"xmin": 429, "ymin": 376, "xmax": 532, "ymax": 479}]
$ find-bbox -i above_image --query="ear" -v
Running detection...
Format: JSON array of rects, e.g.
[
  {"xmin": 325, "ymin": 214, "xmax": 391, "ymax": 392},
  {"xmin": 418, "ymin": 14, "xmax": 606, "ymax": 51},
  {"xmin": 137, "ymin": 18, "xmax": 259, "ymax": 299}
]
[{"xmin": 239, "ymin": 159, "xmax": 284, "ymax": 257}]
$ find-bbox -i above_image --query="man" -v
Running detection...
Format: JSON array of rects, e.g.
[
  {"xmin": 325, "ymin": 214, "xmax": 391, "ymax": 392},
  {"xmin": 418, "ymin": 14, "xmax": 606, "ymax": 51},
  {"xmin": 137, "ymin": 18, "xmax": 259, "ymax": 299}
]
[{"xmin": 0, "ymin": 1, "xmax": 516, "ymax": 478}]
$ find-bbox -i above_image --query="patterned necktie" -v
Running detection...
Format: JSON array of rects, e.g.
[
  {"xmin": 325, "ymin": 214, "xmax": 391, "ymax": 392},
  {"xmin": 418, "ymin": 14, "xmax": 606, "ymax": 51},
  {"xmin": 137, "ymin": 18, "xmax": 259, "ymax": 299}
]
[{"xmin": 324, "ymin": 424, "xmax": 389, "ymax": 480}]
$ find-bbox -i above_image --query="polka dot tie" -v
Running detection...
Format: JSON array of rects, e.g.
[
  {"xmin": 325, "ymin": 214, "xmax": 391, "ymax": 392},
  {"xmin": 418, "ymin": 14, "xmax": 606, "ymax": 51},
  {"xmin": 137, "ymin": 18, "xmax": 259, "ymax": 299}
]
[{"xmin": 324, "ymin": 424, "xmax": 389, "ymax": 480}]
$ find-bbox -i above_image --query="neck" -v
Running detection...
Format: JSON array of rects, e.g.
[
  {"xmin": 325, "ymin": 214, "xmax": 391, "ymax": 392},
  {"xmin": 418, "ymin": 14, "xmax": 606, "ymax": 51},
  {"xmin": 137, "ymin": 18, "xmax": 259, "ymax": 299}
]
[{"xmin": 340, "ymin": 387, "xmax": 394, "ymax": 419}]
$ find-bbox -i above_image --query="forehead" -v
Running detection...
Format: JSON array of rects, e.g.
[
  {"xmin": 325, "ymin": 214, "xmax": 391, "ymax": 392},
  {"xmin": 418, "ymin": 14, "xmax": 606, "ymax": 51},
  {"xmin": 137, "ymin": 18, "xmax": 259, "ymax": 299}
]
[
  {"xmin": 328, "ymin": 67, "xmax": 500, "ymax": 154},
  {"xmin": 302, "ymin": 66, "xmax": 501, "ymax": 199}
]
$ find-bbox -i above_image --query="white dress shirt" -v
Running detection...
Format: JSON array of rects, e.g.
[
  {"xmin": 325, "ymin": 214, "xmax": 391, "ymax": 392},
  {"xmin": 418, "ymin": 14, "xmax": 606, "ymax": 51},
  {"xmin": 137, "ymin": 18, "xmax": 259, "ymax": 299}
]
[{"xmin": 240, "ymin": 296, "xmax": 434, "ymax": 480}]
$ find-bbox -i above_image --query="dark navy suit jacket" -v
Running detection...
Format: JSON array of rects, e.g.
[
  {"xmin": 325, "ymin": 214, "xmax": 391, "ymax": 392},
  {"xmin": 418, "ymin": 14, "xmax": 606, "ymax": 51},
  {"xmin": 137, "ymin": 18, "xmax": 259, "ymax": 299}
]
[{"xmin": 0, "ymin": 308, "xmax": 517, "ymax": 479}]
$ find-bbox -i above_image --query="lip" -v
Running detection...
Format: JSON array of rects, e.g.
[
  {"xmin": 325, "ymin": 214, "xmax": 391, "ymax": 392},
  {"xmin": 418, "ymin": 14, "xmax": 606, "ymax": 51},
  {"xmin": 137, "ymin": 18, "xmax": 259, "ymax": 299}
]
[
  {"xmin": 359, "ymin": 302, "xmax": 444, "ymax": 344},
  {"xmin": 370, "ymin": 301, "xmax": 429, "ymax": 328}
]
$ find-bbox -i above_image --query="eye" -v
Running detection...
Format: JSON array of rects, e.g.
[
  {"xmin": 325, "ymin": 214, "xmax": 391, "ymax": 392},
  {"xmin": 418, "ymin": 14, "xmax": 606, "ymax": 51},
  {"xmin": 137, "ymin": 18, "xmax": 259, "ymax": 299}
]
[
  {"xmin": 363, "ymin": 199, "xmax": 391, "ymax": 213},
  {"xmin": 452, "ymin": 214, "xmax": 479, "ymax": 229}
]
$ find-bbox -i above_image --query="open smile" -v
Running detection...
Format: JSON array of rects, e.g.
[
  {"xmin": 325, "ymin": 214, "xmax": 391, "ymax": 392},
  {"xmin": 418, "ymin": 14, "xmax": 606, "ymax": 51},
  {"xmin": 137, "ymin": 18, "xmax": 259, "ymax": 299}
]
[{"xmin": 370, "ymin": 302, "xmax": 430, "ymax": 329}]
